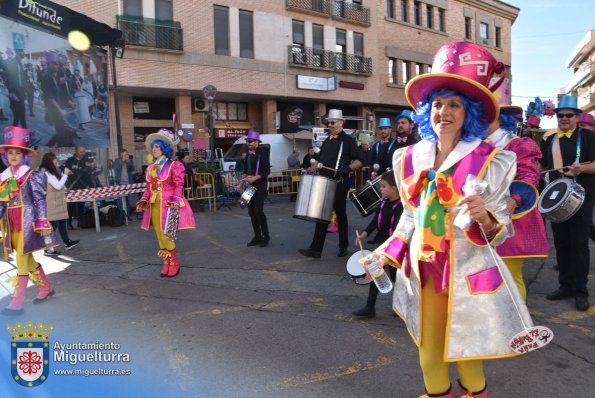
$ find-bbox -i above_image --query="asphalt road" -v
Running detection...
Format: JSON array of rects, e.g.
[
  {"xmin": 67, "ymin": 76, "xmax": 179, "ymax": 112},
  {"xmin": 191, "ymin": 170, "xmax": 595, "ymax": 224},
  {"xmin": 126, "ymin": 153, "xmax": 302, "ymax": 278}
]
[{"xmin": 0, "ymin": 198, "xmax": 593, "ymax": 398}]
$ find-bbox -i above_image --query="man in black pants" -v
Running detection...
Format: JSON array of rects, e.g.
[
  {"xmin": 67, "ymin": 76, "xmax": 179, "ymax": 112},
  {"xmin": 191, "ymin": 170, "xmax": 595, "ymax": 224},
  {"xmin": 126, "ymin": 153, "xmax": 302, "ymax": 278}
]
[
  {"xmin": 541, "ymin": 95, "xmax": 595, "ymax": 311},
  {"xmin": 299, "ymin": 109, "xmax": 364, "ymax": 258},
  {"xmin": 239, "ymin": 130, "xmax": 271, "ymax": 247}
]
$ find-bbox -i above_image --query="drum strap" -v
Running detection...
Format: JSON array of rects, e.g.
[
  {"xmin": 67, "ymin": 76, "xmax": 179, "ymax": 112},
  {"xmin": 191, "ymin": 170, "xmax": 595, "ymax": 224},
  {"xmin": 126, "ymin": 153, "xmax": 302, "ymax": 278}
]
[
  {"xmin": 377, "ymin": 199, "xmax": 401, "ymax": 235},
  {"xmin": 552, "ymin": 130, "xmax": 582, "ymax": 180},
  {"xmin": 333, "ymin": 142, "xmax": 344, "ymax": 180}
]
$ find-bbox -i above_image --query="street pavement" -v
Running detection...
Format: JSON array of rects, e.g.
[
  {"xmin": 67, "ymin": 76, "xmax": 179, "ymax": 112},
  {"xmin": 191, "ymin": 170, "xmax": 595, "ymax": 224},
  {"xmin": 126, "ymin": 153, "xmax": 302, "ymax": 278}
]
[{"xmin": 0, "ymin": 198, "xmax": 594, "ymax": 398}]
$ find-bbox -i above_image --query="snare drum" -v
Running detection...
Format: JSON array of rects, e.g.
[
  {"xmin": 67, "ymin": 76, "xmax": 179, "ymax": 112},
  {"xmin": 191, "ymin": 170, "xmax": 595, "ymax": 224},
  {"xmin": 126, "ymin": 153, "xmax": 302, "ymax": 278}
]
[
  {"xmin": 538, "ymin": 178, "xmax": 585, "ymax": 223},
  {"xmin": 294, "ymin": 174, "xmax": 337, "ymax": 223},
  {"xmin": 346, "ymin": 250, "xmax": 373, "ymax": 285},
  {"xmin": 350, "ymin": 169, "xmax": 393, "ymax": 217},
  {"xmin": 239, "ymin": 185, "xmax": 257, "ymax": 208}
]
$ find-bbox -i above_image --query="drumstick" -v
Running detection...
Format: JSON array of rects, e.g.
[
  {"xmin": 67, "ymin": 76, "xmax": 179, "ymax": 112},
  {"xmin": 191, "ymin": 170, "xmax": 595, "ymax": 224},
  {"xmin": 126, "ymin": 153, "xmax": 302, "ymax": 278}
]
[
  {"xmin": 541, "ymin": 161, "xmax": 592, "ymax": 174},
  {"xmin": 316, "ymin": 163, "xmax": 337, "ymax": 172},
  {"xmin": 355, "ymin": 230, "xmax": 365, "ymax": 255}
]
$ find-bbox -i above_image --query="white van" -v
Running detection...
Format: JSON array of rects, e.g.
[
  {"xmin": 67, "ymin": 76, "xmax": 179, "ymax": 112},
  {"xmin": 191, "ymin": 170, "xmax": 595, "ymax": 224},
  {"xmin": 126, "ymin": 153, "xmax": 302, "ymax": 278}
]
[{"xmin": 223, "ymin": 133, "xmax": 312, "ymax": 171}]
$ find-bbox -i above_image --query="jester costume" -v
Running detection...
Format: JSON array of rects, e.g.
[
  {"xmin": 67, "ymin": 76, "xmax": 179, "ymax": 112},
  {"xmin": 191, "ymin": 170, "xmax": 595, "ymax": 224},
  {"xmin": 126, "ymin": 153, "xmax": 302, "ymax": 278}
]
[
  {"xmin": 137, "ymin": 133, "xmax": 195, "ymax": 277},
  {"xmin": 488, "ymin": 128, "xmax": 549, "ymax": 299},
  {"xmin": 0, "ymin": 128, "xmax": 58, "ymax": 315},
  {"xmin": 376, "ymin": 140, "xmax": 533, "ymax": 397}
]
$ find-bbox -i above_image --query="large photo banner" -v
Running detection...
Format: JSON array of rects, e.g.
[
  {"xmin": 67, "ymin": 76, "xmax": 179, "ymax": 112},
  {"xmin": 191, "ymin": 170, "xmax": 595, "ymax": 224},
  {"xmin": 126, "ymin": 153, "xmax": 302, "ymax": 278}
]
[{"xmin": 0, "ymin": 13, "xmax": 110, "ymax": 148}]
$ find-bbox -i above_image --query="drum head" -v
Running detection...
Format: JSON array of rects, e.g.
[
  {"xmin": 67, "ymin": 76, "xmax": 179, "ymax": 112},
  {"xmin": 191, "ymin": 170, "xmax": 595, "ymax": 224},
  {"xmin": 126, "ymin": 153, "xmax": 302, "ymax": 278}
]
[
  {"xmin": 539, "ymin": 179, "xmax": 570, "ymax": 211},
  {"xmin": 346, "ymin": 250, "xmax": 373, "ymax": 285}
]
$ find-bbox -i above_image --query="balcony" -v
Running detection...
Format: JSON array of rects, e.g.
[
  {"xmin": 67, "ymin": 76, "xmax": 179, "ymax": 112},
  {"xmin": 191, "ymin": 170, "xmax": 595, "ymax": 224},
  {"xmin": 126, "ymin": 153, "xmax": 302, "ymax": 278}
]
[
  {"xmin": 117, "ymin": 15, "xmax": 183, "ymax": 51},
  {"xmin": 564, "ymin": 61, "xmax": 594, "ymax": 93},
  {"xmin": 286, "ymin": 0, "xmax": 371, "ymax": 26},
  {"xmin": 288, "ymin": 45, "xmax": 372, "ymax": 75}
]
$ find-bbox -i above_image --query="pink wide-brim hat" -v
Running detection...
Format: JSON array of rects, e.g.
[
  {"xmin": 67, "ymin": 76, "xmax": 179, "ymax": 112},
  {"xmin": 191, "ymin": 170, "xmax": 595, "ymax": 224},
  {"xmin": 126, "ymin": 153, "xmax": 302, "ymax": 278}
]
[
  {"xmin": 406, "ymin": 42, "xmax": 504, "ymax": 123},
  {"xmin": 500, "ymin": 105, "xmax": 524, "ymax": 120},
  {"xmin": 526, "ymin": 115, "xmax": 541, "ymax": 128},
  {"xmin": 578, "ymin": 112, "xmax": 595, "ymax": 127},
  {"xmin": 0, "ymin": 126, "xmax": 34, "ymax": 153}
]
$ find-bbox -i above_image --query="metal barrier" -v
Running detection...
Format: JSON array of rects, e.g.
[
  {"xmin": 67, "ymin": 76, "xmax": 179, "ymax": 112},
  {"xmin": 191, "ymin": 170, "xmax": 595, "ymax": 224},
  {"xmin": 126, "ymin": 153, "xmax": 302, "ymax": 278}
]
[
  {"xmin": 183, "ymin": 173, "xmax": 217, "ymax": 211},
  {"xmin": 267, "ymin": 168, "xmax": 302, "ymax": 196}
]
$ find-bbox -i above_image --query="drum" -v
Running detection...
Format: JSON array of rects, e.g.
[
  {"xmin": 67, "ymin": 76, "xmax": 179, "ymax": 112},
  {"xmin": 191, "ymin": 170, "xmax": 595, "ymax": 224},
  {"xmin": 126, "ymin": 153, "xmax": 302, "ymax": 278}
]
[
  {"xmin": 350, "ymin": 169, "xmax": 393, "ymax": 217},
  {"xmin": 346, "ymin": 250, "xmax": 373, "ymax": 285},
  {"xmin": 239, "ymin": 185, "xmax": 257, "ymax": 208},
  {"xmin": 294, "ymin": 174, "xmax": 337, "ymax": 223},
  {"xmin": 538, "ymin": 178, "xmax": 585, "ymax": 223}
]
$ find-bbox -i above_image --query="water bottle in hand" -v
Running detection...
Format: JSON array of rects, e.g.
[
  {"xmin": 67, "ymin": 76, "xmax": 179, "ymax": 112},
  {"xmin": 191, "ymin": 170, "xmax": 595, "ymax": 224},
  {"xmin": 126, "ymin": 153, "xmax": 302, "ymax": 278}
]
[
  {"xmin": 365, "ymin": 255, "xmax": 393, "ymax": 293},
  {"xmin": 44, "ymin": 234, "xmax": 52, "ymax": 245}
]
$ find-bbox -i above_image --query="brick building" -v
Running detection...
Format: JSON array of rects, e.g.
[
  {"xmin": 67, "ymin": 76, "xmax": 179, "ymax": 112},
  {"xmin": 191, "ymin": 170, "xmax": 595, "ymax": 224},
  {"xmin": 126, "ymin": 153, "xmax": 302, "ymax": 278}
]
[
  {"xmin": 563, "ymin": 30, "xmax": 595, "ymax": 116},
  {"xmin": 57, "ymin": 0, "xmax": 519, "ymax": 164}
]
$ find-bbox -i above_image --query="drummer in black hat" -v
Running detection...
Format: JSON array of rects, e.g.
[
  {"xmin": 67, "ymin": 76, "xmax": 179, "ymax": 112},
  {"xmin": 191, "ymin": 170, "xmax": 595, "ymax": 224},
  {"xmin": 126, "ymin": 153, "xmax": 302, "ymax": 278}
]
[
  {"xmin": 298, "ymin": 109, "xmax": 364, "ymax": 258},
  {"xmin": 541, "ymin": 95, "xmax": 595, "ymax": 311}
]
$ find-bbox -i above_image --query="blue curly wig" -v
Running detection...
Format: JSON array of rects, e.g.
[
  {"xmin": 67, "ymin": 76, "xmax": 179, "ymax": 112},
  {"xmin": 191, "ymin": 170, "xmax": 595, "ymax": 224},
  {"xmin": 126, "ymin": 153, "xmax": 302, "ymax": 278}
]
[
  {"xmin": 149, "ymin": 138, "xmax": 174, "ymax": 159},
  {"xmin": 413, "ymin": 89, "xmax": 489, "ymax": 143},
  {"xmin": 498, "ymin": 111, "xmax": 519, "ymax": 133},
  {"xmin": 1, "ymin": 150, "xmax": 31, "ymax": 167}
]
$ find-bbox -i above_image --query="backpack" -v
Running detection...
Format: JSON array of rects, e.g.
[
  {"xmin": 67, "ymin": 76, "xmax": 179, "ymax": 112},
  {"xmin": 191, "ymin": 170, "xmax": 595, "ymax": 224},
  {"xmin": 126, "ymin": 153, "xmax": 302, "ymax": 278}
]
[
  {"xmin": 107, "ymin": 206, "xmax": 127, "ymax": 227},
  {"xmin": 78, "ymin": 209, "xmax": 107, "ymax": 228}
]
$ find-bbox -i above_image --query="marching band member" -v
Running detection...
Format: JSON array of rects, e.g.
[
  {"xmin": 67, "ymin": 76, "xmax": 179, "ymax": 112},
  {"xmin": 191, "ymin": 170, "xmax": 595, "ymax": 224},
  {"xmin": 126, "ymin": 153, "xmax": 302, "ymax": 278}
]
[
  {"xmin": 541, "ymin": 95, "xmax": 595, "ymax": 311},
  {"xmin": 237, "ymin": 130, "xmax": 271, "ymax": 247},
  {"xmin": 369, "ymin": 42, "xmax": 530, "ymax": 398},
  {"xmin": 370, "ymin": 118, "xmax": 396, "ymax": 179},
  {"xmin": 299, "ymin": 109, "xmax": 364, "ymax": 259},
  {"xmin": 136, "ymin": 129, "xmax": 196, "ymax": 277},
  {"xmin": 394, "ymin": 109, "xmax": 419, "ymax": 148},
  {"xmin": 486, "ymin": 105, "xmax": 549, "ymax": 299},
  {"xmin": 0, "ymin": 126, "xmax": 57, "ymax": 315}
]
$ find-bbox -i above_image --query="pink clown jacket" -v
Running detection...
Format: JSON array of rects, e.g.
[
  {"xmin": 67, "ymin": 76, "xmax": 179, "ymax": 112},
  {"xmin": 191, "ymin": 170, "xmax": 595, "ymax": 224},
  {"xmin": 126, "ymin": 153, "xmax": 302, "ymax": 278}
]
[
  {"xmin": 487, "ymin": 128, "xmax": 548, "ymax": 258},
  {"xmin": 139, "ymin": 159, "xmax": 196, "ymax": 231}
]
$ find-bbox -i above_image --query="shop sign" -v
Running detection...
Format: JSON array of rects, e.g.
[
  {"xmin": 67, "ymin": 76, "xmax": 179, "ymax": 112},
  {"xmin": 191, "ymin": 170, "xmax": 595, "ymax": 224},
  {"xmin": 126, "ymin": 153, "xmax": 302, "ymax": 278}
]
[
  {"xmin": 216, "ymin": 128, "xmax": 248, "ymax": 139},
  {"xmin": 296, "ymin": 75, "xmax": 337, "ymax": 91}
]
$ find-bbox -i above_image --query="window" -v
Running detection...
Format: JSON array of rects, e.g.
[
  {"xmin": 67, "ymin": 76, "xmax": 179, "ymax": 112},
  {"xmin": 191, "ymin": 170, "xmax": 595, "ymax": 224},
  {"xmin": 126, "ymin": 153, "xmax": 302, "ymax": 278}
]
[
  {"xmin": 415, "ymin": 63, "xmax": 423, "ymax": 76},
  {"xmin": 465, "ymin": 17, "xmax": 472, "ymax": 40},
  {"xmin": 155, "ymin": 0, "xmax": 172, "ymax": 20},
  {"xmin": 354, "ymin": 32, "xmax": 365, "ymax": 72},
  {"xmin": 239, "ymin": 10, "xmax": 253, "ymax": 58},
  {"xmin": 292, "ymin": 20, "xmax": 305, "ymax": 46},
  {"xmin": 413, "ymin": 1, "xmax": 420, "ymax": 26},
  {"xmin": 402, "ymin": 60, "xmax": 410, "ymax": 85},
  {"xmin": 387, "ymin": 0, "xmax": 394, "ymax": 18},
  {"xmin": 336, "ymin": 28, "xmax": 346, "ymax": 70},
  {"xmin": 214, "ymin": 5, "xmax": 230, "ymax": 55},
  {"xmin": 124, "ymin": 0, "xmax": 142, "ymax": 16},
  {"xmin": 426, "ymin": 5, "xmax": 433, "ymax": 29},
  {"xmin": 495, "ymin": 27, "xmax": 502, "ymax": 48},
  {"xmin": 215, "ymin": 102, "xmax": 248, "ymax": 121},
  {"xmin": 438, "ymin": 9, "xmax": 445, "ymax": 32},
  {"xmin": 479, "ymin": 22, "xmax": 489, "ymax": 40},
  {"xmin": 313, "ymin": 24, "xmax": 325, "ymax": 66},
  {"xmin": 352, "ymin": 0, "xmax": 363, "ymax": 9},
  {"xmin": 388, "ymin": 58, "xmax": 396, "ymax": 84},
  {"xmin": 401, "ymin": 0, "xmax": 408, "ymax": 22}
]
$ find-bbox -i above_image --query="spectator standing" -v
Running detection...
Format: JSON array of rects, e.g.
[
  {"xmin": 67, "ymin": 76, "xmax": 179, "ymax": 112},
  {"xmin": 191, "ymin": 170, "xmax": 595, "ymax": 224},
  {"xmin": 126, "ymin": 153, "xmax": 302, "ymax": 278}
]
[
  {"xmin": 113, "ymin": 148, "xmax": 136, "ymax": 218},
  {"xmin": 65, "ymin": 146, "xmax": 92, "ymax": 229},
  {"xmin": 235, "ymin": 151, "xmax": 247, "ymax": 172}
]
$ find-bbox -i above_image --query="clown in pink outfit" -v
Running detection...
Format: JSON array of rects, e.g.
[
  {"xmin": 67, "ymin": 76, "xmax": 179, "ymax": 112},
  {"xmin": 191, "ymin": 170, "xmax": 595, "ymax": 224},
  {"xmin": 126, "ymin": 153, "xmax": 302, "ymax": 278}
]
[
  {"xmin": 136, "ymin": 129, "xmax": 196, "ymax": 277},
  {"xmin": 0, "ymin": 126, "xmax": 58, "ymax": 316},
  {"xmin": 487, "ymin": 105, "xmax": 549, "ymax": 299}
]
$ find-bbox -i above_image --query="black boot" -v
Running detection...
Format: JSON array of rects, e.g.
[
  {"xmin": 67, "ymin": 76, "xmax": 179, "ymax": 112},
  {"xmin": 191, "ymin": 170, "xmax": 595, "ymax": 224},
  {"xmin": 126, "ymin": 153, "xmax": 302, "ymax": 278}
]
[
  {"xmin": 352, "ymin": 284, "xmax": 379, "ymax": 318},
  {"xmin": 351, "ymin": 305, "xmax": 375, "ymax": 318}
]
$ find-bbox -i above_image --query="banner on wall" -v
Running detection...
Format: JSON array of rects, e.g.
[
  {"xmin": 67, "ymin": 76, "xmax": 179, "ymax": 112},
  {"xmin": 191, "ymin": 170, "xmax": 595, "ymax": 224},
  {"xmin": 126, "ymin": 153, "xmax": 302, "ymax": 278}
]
[{"xmin": 0, "ymin": 0, "xmax": 121, "ymax": 149}]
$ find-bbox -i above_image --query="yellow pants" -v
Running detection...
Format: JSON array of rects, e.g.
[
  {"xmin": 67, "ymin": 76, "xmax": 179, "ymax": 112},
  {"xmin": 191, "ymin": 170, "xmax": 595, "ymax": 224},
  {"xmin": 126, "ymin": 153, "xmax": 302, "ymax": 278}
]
[
  {"xmin": 503, "ymin": 257, "xmax": 526, "ymax": 301},
  {"xmin": 150, "ymin": 202, "xmax": 175, "ymax": 251},
  {"xmin": 10, "ymin": 229, "xmax": 39, "ymax": 276},
  {"xmin": 419, "ymin": 276, "xmax": 485, "ymax": 394}
]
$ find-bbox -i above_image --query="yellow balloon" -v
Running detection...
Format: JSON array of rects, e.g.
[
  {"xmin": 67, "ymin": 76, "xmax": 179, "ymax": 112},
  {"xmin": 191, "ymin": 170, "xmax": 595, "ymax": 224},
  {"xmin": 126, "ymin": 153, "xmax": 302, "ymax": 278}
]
[{"xmin": 68, "ymin": 30, "xmax": 90, "ymax": 51}]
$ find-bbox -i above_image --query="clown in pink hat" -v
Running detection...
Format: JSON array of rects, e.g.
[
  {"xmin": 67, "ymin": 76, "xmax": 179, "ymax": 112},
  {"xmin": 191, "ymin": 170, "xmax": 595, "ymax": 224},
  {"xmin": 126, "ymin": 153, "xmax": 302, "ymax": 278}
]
[
  {"xmin": 578, "ymin": 112, "xmax": 595, "ymax": 130},
  {"xmin": 0, "ymin": 126, "xmax": 57, "ymax": 316},
  {"xmin": 369, "ymin": 41, "xmax": 533, "ymax": 398}
]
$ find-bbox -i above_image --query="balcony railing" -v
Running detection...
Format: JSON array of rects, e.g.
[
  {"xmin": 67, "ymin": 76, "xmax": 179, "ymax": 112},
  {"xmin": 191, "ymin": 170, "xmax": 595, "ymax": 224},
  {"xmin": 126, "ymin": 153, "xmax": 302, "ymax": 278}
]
[
  {"xmin": 286, "ymin": 0, "xmax": 371, "ymax": 26},
  {"xmin": 117, "ymin": 15, "xmax": 183, "ymax": 51},
  {"xmin": 565, "ymin": 61, "xmax": 594, "ymax": 93},
  {"xmin": 288, "ymin": 45, "xmax": 372, "ymax": 74}
]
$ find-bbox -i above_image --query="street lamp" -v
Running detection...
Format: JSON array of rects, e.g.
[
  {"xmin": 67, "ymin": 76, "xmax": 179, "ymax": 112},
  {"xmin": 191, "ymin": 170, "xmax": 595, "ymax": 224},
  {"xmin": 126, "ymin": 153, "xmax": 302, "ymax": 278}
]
[{"xmin": 203, "ymin": 84, "xmax": 217, "ymax": 159}]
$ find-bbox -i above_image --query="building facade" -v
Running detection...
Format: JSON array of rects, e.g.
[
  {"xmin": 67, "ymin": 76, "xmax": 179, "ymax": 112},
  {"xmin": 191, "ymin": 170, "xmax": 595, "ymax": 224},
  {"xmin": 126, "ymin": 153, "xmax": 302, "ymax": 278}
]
[
  {"xmin": 563, "ymin": 30, "xmax": 595, "ymax": 116},
  {"xmin": 58, "ymin": 0, "xmax": 519, "ymax": 164}
]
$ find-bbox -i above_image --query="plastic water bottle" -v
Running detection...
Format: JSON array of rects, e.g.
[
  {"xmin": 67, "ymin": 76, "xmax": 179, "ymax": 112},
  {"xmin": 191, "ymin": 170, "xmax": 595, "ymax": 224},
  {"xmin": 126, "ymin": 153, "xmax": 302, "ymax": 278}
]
[
  {"xmin": 44, "ymin": 235, "xmax": 52, "ymax": 245},
  {"xmin": 366, "ymin": 255, "xmax": 393, "ymax": 293}
]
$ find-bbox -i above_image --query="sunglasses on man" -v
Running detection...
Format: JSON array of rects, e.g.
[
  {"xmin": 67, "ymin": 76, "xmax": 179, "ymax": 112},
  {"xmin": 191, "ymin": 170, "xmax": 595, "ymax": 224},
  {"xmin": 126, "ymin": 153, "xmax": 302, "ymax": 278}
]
[{"xmin": 557, "ymin": 113, "xmax": 576, "ymax": 119}]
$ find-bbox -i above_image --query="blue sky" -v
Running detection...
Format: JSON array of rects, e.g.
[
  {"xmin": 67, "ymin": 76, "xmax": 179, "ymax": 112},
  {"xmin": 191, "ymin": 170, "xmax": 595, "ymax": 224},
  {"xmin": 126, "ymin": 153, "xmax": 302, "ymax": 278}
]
[{"xmin": 509, "ymin": 0, "xmax": 593, "ymax": 129}]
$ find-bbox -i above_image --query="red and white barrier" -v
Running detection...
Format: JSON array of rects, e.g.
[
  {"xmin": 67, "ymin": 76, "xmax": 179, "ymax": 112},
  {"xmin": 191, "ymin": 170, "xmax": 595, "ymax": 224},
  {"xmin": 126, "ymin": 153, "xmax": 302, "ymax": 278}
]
[{"xmin": 65, "ymin": 183, "xmax": 146, "ymax": 201}]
